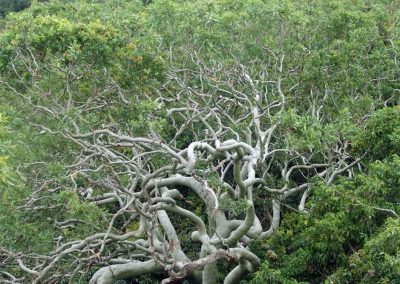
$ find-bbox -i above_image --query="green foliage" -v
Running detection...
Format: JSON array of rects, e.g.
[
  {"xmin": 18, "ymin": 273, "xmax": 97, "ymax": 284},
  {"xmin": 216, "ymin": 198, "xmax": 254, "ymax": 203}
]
[
  {"xmin": 279, "ymin": 108, "xmax": 360, "ymax": 153},
  {"xmin": 0, "ymin": 184, "xmax": 54, "ymax": 253},
  {"xmin": 5, "ymin": 16, "xmax": 116, "ymax": 60},
  {"xmin": 354, "ymin": 106, "xmax": 400, "ymax": 161},
  {"xmin": 249, "ymin": 261, "xmax": 306, "ymax": 284},
  {"xmin": 328, "ymin": 218, "xmax": 400, "ymax": 284},
  {"xmin": 145, "ymin": 0, "xmax": 398, "ymax": 112},
  {"xmin": 0, "ymin": 113, "xmax": 53, "ymax": 254},
  {"xmin": 252, "ymin": 155, "xmax": 400, "ymax": 283},
  {"xmin": 0, "ymin": 114, "xmax": 13, "ymax": 185},
  {"xmin": 220, "ymin": 196, "xmax": 249, "ymax": 218}
]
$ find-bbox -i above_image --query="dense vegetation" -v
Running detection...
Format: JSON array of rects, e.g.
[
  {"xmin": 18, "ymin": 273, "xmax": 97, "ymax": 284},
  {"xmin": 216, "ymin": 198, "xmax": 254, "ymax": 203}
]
[{"xmin": 0, "ymin": 0, "xmax": 399, "ymax": 283}]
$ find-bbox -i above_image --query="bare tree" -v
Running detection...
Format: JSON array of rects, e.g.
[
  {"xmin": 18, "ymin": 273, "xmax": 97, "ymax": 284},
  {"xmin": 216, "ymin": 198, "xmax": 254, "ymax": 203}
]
[{"xmin": 0, "ymin": 44, "xmax": 364, "ymax": 284}]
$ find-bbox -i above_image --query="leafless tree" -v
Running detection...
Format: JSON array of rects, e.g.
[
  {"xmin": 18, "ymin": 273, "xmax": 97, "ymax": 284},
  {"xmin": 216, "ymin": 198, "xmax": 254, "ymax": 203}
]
[{"xmin": 1, "ymin": 47, "xmax": 363, "ymax": 284}]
